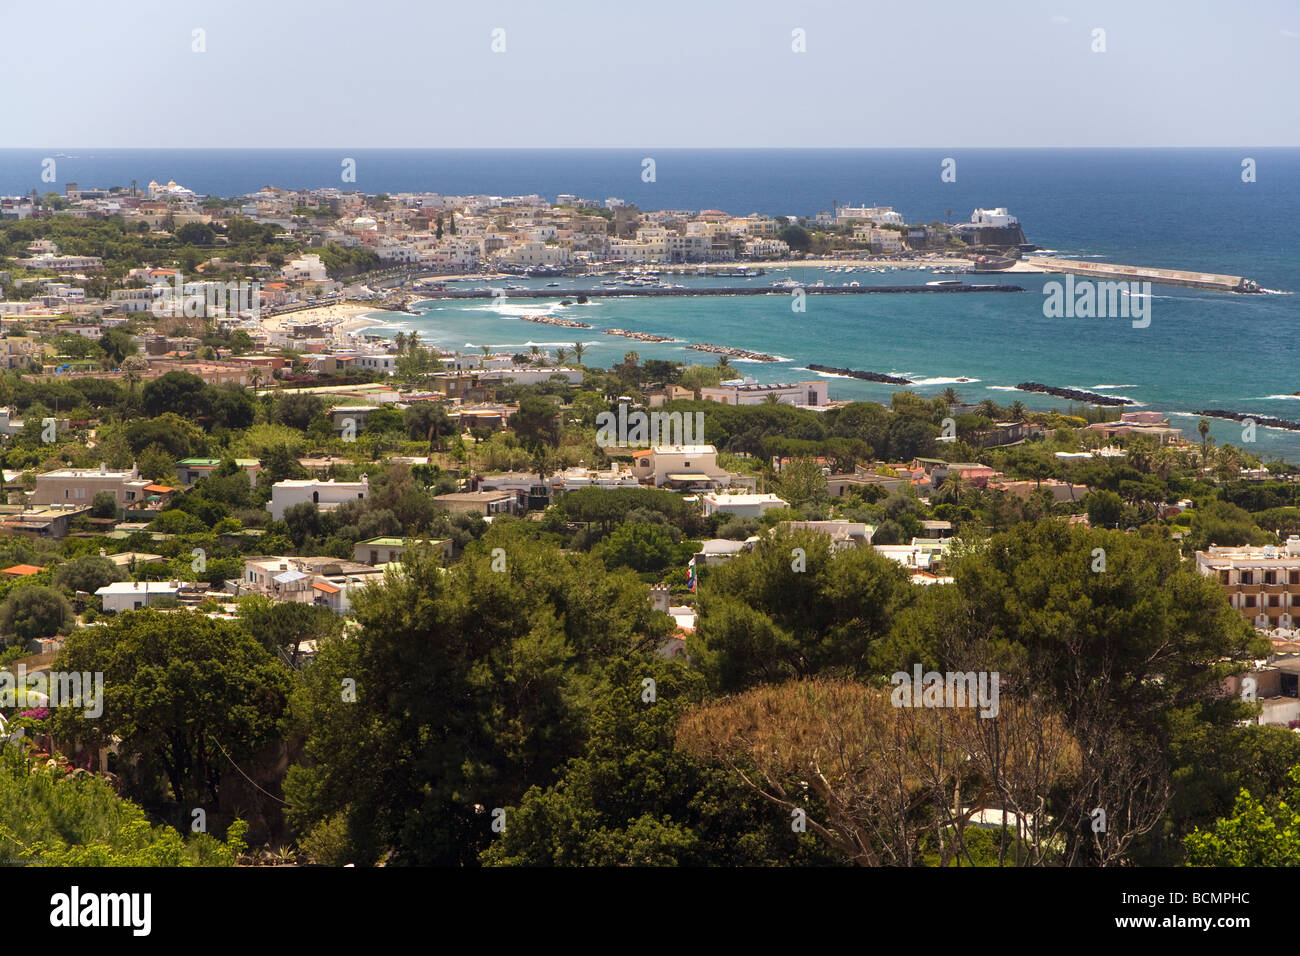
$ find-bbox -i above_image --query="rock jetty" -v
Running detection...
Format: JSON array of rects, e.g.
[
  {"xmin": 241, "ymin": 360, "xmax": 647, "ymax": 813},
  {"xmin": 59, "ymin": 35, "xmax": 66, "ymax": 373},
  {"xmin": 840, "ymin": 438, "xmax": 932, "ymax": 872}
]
[
  {"xmin": 688, "ymin": 343, "xmax": 778, "ymax": 362},
  {"xmin": 605, "ymin": 329, "xmax": 676, "ymax": 342},
  {"xmin": 519, "ymin": 314, "xmax": 592, "ymax": 329},
  {"xmin": 807, "ymin": 363, "xmax": 912, "ymax": 385},
  {"xmin": 1015, "ymin": 382, "xmax": 1133, "ymax": 406},
  {"xmin": 1196, "ymin": 409, "xmax": 1300, "ymax": 433}
]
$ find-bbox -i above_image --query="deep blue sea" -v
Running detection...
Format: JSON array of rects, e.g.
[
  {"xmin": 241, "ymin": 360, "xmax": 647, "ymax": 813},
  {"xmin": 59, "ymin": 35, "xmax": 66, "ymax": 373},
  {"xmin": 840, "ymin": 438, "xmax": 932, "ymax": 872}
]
[{"xmin": 2, "ymin": 149, "xmax": 1297, "ymax": 459}]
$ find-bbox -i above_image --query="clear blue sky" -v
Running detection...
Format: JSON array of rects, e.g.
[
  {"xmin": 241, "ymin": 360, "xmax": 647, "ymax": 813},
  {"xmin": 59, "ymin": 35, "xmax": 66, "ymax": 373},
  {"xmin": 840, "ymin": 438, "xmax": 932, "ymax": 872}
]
[{"xmin": 6, "ymin": 0, "xmax": 1298, "ymax": 147}]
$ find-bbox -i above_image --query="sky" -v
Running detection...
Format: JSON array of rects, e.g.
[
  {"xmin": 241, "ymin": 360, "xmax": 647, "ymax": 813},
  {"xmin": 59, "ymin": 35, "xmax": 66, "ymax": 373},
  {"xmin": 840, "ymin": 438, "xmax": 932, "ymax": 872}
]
[{"xmin": 4, "ymin": 0, "xmax": 1298, "ymax": 148}]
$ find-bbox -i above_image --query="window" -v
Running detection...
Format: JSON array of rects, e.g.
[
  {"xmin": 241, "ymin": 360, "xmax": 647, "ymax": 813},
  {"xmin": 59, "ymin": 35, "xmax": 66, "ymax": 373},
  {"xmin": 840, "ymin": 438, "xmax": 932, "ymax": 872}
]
[
  {"xmin": 1266, "ymin": 571, "xmax": 1277, "ymax": 585},
  {"xmin": 1269, "ymin": 595, "xmax": 1281, "ymax": 607},
  {"xmin": 1245, "ymin": 595, "xmax": 1257, "ymax": 607},
  {"xmin": 1241, "ymin": 571, "xmax": 1254, "ymax": 585}
]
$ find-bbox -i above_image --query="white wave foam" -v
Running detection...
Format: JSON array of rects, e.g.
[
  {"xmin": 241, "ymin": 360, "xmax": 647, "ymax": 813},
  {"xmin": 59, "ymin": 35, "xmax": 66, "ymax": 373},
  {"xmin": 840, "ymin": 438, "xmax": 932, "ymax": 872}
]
[
  {"xmin": 1090, "ymin": 384, "xmax": 1139, "ymax": 390},
  {"xmin": 986, "ymin": 385, "xmax": 1021, "ymax": 391},
  {"xmin": 1260, "ymin": 394, "xmax": 1300, "ymax": 401},
  {"xmin": 909, "ymin": 376, "xmax": 982, "ymax": 387}
]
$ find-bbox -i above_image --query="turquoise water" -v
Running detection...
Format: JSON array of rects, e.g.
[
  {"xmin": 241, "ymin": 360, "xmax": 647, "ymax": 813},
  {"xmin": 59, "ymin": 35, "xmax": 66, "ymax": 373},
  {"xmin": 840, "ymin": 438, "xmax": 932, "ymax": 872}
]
[
  {"xmin": 364, "ymin": 265, "xmax": 1300, "ymax": 461},
  {"xmin": 5, "ymin": 147, "xmax": 1292, "ymax": 457}
]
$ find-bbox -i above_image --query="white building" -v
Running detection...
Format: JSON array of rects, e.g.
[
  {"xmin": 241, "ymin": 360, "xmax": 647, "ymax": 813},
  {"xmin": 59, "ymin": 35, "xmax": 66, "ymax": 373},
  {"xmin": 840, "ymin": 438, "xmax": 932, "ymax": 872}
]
[
  {"xmin": 701, "ymin": 379, "xmax": 828, "ymax": 407},
  {"xmin": 282, "ymin": 254, "xmax": 328, "ymax": 282},
  {"xmin": 269, "ymin": 477, "xmax": 369, "ymax": 521},
  {"xmin": 96, "ymin": 580, "xmax": 182, "ymax": 613},
  {"xmin": 700, "ymin": 492, "xmax": 789, "ymax": 519},
  {"xmin": 632, "ymin": 445, "xmax": 733, "ymax": 488},
  {"xmin": 970, "ymin": 207, "xmax": 1019, "ymax": 227}
]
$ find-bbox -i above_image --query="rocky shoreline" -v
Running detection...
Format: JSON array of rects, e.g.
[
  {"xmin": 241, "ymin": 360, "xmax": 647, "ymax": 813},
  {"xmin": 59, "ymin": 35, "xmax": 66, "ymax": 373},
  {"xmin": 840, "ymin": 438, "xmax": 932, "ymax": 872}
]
[
  {"xmin": 807, "ymin": 363, "xmax": 913, "ymax": 385},
  {"xmin": 688, "ymin": 343, "xmax": 779, "ymax": 362},
  {"xmin": 604, "ymin": 329, "xmax": 677, "ymax": 342},
  {"xmin": 1015, "ymin": 382, "xmax": 1134, "ymax": 406},
  {"xmin": 1196, "ymin": 409, "xmax": 1300, "ymax": 433},
  {"xmin": 518, "ymin": 314, "xmax": 592, "ymax": 329}
]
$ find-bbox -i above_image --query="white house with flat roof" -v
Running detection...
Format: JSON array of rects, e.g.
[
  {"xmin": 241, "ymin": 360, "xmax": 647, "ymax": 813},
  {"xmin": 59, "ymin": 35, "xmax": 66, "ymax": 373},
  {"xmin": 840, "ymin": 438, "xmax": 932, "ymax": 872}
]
[
  {"xmin": 96, "ymin": 580, "xmax": 182, "ymax": 613},
  {"xmin": 700, "ymin": 492, "xmax": 788, "ymax": 519},
  {"xmin": 631, "ymin": 445, "xmax": 733, "ymax": 488},
  {"xmin": 268, "ymin": 477, "xmax": 369, "ymax": 521}
]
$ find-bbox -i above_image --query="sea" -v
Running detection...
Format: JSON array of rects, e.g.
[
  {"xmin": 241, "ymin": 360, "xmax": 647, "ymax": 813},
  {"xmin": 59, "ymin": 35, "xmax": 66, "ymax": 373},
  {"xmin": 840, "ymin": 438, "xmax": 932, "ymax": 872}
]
[{"xmin": 3, "ymin": 148, "xmax": 1298, "ymax": 459}]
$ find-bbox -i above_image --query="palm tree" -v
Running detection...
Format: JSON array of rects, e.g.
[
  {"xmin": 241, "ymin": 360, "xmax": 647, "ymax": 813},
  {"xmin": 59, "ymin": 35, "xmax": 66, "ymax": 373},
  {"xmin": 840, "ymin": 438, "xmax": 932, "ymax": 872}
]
[
  {"xmin": 555, "ymin": 348, "xmax": 569, "ymax": 366},
  {"xmin": 394, "ymin": 331, "xmax": 407, "ymax": 354},
  {"xmin": 480, "ymin": 344, "xmax": 492, "ymax": 358},
  {"xmin": 940, "ymin": 387, "xmax": 961, "ymax": 406},
  {"xmin": 407, "ymin": 331, "xmax": 421, "ymax": 355},
  {"xmin": 716, "ymin": 355, "xmax": 731, "ymax": 370},
  {"xmin": 1197, "ymin": 418, "xmax": 1211, "ymax": 468},
  {"xmin": 529, "ymin": 345, "xmax": 542, "ymax": 365},
  {"xmin": 572, "ymin": 341, "xmax": 586, "ymax": 365},
  {"xmin": 1008, "ymin": 400, "xmax": 1027, "ymax": 423}
]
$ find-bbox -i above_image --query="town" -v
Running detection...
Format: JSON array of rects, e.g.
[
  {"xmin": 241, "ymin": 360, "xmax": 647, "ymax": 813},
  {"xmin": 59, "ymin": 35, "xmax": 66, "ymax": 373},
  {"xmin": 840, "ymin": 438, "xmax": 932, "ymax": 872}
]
[{"xmin": 0, "ymin": 176, "xmax": 1294, "ymax": 874}]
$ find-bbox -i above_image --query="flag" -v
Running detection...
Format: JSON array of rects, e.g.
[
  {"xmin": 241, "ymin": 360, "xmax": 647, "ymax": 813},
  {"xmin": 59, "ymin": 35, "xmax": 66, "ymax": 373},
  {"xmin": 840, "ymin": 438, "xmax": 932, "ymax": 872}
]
[{"xmin": 686, "ymin": 557, "xmax": 696, "ymax": 593}]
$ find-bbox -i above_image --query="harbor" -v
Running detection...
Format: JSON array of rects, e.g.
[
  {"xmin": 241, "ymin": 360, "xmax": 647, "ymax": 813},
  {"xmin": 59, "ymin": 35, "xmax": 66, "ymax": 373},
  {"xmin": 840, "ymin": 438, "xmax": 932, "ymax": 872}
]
[{"xmin": 415, "ymin": 283, "xmax": 1025, "ymax": 300}]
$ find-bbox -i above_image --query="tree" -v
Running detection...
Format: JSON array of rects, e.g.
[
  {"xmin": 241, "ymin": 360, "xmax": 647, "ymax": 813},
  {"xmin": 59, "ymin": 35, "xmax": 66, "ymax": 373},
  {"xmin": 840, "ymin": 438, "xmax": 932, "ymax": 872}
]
[
  {"xmin": 0, "ymin": 585, "xmax": 74, "ymax": 646},
  {"xmin": 1198, "ymin": 418, "xmax": 1212, "ymax": 468},
  {"xmin": 512, "ymin": 395, "xmax": 561, "ymax": 450},
  {"xmin": 776, "ymin": 458, "xmax": 829, "ymax": 510},
  {"xmin": 572, "ymin": 342, "xmax": 586, "ymax": 365},
  {"xmin": 1082, "ymin": 489, "xmax": 1124, "ymax": 528},
  {"xmin": 90, "ymin": 490, "xmax": 118, "ymax": 519},
  {"xmin": 98, "ymin": 327, "xmax": 138, "ymax": 366},
  {"xmin": 404, "ymin": 401, "xmax": 451, "ymax": 450},
  {"xmin": 236, "ymin": 595, "xmax": 342, "ymax": 667},
  {"xmin": 282, "ymin": 536, "xmax": 671, "ymax": 865},
  {"xmin": 274, "ymin": 393, "xmax": 325, "ymax": 432},
  {"xmin": 688, "ymin": 529, "xmax": 910, "ymax": 693},
  {"xmin": 51, "ymin": 610, "xmax": 292, "ymax": 810},
  {"xmin": 885, "ymin": 522, "xmax": 1265, "ymax": 865},
  {"xmin": 678, "ymin": 678, "xmax": 1079, "ymax": 867},
  {"xmin": 0, "ymin": 748, "xmax": 247, "ymax": 867},
  {"xmin": 53, "ymin": 555, "xmax": 119, "ymax": 596},
  {"xmin": 1185, "ymin": 764, "xmax": 1300, "ymax": 866},
  {"xmin": 480, "ymin": 661, "xmax": 835, "ymax": 866},
  {"xmin": 141, "ymin": 371, "xmax": 207, "ymax": 420}
]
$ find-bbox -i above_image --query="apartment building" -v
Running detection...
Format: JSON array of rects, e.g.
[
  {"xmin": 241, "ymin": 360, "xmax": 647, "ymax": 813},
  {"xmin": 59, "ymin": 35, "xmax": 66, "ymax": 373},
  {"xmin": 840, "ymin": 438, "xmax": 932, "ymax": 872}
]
[
  {"xmin": 31, "ymin": 463, "xmax": 151, "ymax": 508},
  {"xmin": 1197, "ymin": 537, "xmax": 1300, "ymax": 630}
]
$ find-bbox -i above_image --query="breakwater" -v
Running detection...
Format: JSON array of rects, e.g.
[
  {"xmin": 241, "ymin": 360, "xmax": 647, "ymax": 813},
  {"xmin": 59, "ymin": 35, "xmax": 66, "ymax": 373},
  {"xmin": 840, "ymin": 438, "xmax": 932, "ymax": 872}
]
[
  {"xmin": 688, "ymin": 343, "xmax": 779, "ymax": 362},
  {"xmin": 1015, "ymin": 382, "xmax": 1134, "ymax": 406},
  {"xmin": 419, "ymin": 284, "xmax": 1024, "ymax": 300},
  {"xmin": 807, "ymin": 364, "xmax": 913, "ymax": 385},
  {"xmin": 1024, "ymin": 257, "xmax": 1260, "ymax": 293},
  {"xmin": 1196, "ymin": 410, "xmax": 1300, "ymax": 433},
  {"xmin": 605, "ymin": 329, "xmax": 677, "ymax": 342},
  {"xmin": 518, "ymin": 314, "xmax": 592, "ymax": 329}
]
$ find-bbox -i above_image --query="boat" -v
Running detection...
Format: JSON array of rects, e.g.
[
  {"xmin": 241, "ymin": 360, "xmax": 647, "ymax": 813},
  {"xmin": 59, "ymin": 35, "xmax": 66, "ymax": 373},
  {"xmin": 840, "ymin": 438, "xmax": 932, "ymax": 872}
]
[{"xmin": 925, "ymin": 279, "xmax": 963, "ymax": 288}]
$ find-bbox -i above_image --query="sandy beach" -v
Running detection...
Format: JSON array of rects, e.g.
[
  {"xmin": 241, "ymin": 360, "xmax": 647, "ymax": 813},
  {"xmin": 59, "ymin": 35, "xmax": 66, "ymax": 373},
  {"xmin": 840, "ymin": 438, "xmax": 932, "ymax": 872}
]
[{"xmin": 260, "ymin": 301, "xmax": 383, "ymax": 335}]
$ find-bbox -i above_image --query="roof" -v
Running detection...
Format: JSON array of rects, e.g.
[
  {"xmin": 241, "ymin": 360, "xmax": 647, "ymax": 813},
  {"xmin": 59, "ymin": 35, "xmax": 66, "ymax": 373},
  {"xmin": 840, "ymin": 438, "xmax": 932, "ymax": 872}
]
[
  {"xmin": 273, "ymin": 569, "xmax": 309, "ymax": 584},
  {"xmin": 95, "ymin": 581, "xmax": 180, "ymax": 595},
  {"xmin": 311, "ymin": 580, "xmax": 341, "ymax": 594},
  {"xmin": 2, "ymin": 564, "xmax": 42, "ymax": 576},
  {"xmin": 144, "ymin": 484, "xmax": 174, "ymax": 493}
]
